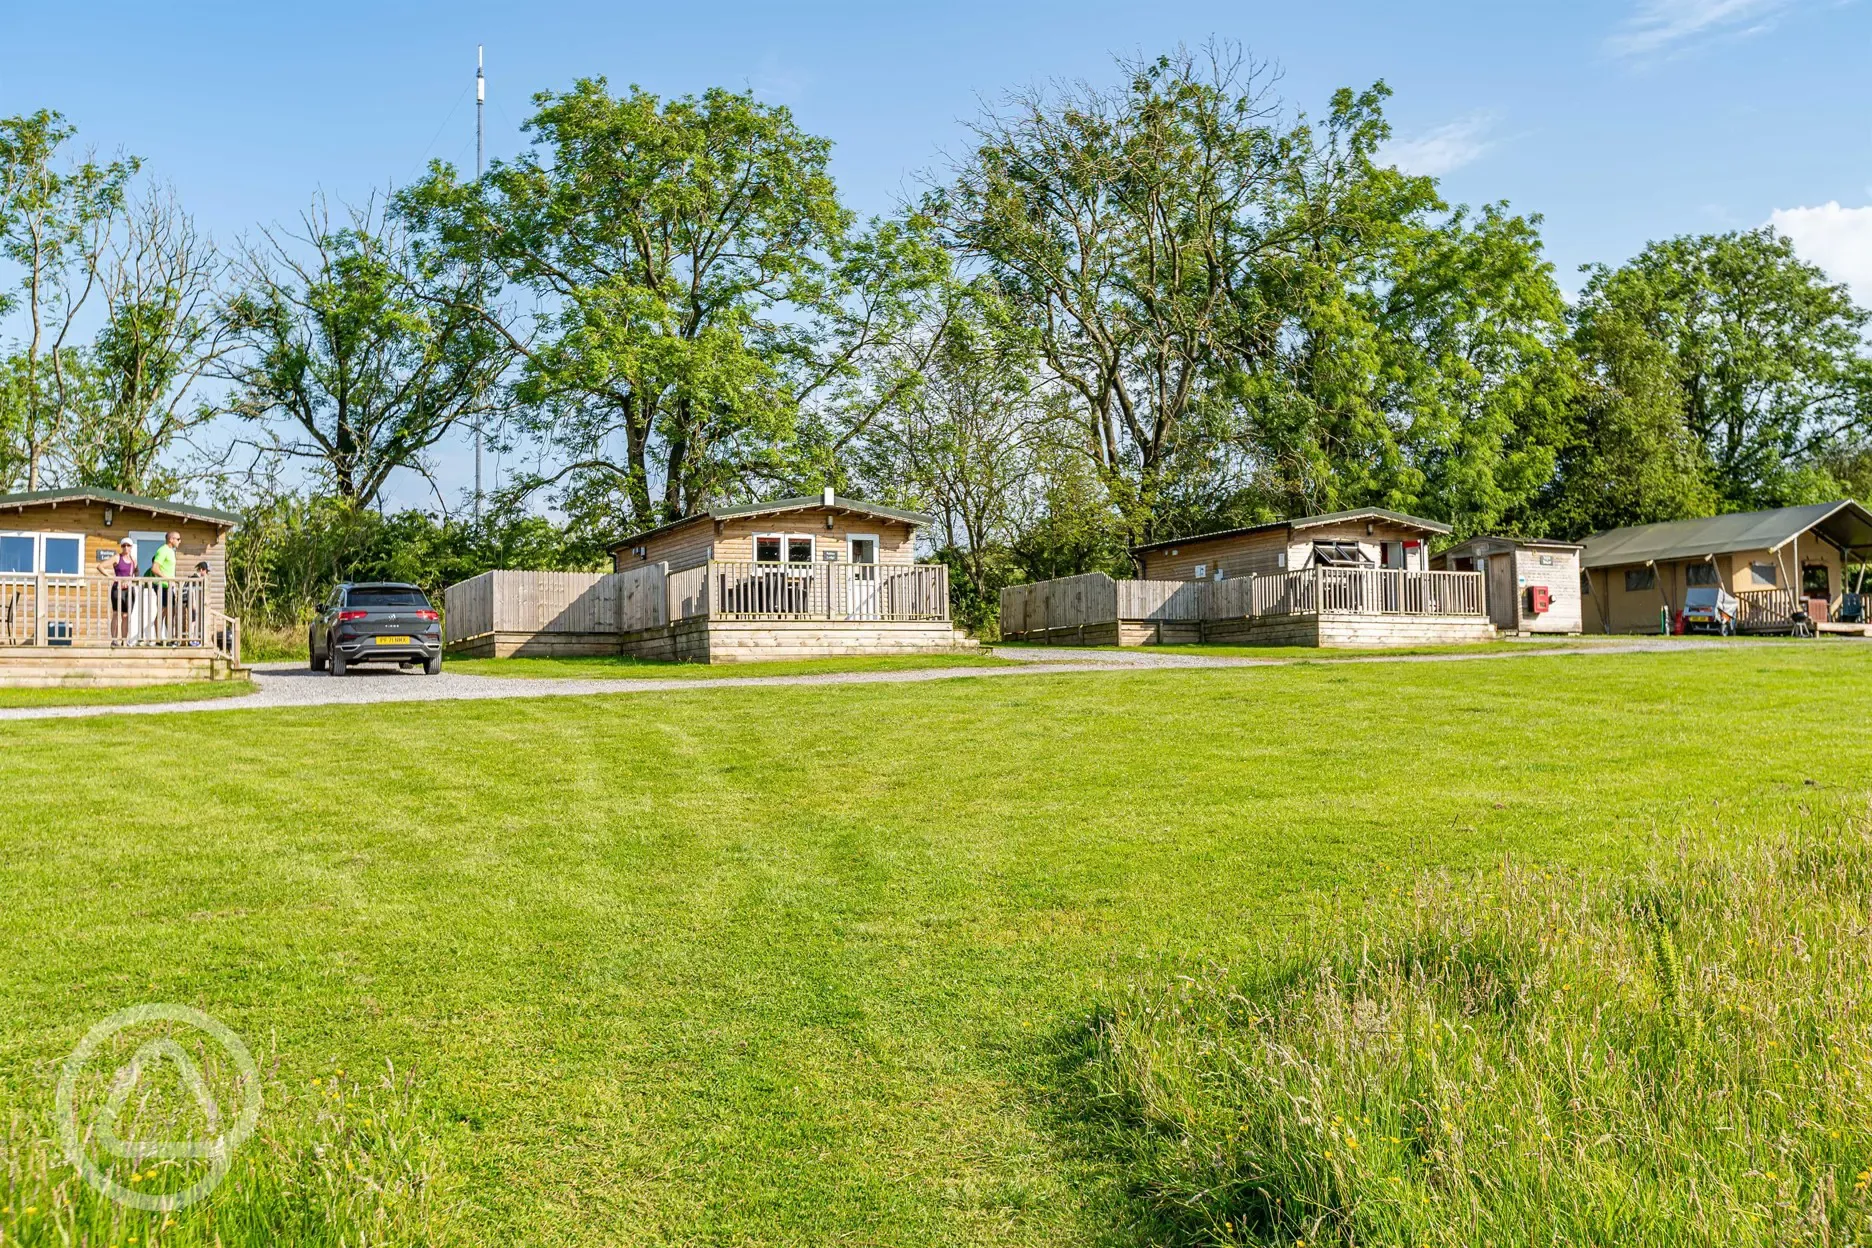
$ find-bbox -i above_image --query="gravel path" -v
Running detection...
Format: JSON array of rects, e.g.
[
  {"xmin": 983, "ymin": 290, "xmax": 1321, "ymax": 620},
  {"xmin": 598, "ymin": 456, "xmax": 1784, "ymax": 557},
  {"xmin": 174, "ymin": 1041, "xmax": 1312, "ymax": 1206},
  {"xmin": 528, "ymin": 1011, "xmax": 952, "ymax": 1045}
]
[{"xmin": 0, "ymin": 637, "xmax": 1802, "ymax": 723}]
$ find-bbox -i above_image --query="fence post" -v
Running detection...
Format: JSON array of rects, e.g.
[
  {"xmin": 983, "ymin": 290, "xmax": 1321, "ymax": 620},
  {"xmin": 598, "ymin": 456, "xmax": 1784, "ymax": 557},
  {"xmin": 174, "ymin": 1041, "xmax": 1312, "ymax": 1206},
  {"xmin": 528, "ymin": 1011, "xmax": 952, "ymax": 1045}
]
[{"xmin": 33, "ymin": 572, "xmax": 45, "ymax": 646}]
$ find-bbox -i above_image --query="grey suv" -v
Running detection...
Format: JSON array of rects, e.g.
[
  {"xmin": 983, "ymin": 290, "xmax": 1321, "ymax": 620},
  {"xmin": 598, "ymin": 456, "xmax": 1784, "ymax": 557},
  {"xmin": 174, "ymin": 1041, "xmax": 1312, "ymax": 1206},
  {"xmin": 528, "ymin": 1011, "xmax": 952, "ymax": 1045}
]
[{"xmin": 310, "ymin": 582, "xmax": 443, "ymax": 676}]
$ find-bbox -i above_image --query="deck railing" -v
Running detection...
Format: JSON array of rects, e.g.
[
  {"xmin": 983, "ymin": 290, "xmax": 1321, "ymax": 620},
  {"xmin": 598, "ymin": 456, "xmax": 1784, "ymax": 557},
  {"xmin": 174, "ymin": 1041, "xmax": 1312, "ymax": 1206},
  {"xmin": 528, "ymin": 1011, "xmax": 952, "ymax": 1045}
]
[
  {"xmin": 705, "ymin": 560, "xmax": 949, "ymax": 623},
  {"xmin": 1736, "ymin": 588, "xmax": 1798, "ymax": 633},
  {"xmin": 1227, "ymin": 567, "xmax": 1484, "ymax": 618},
  {"xmin": 999, "ymin": 567, "xmax": 1485, "ymax": 638},
  {"xmin": 0, "ymin": 574, "xmax": 234, "ymax": 654}
]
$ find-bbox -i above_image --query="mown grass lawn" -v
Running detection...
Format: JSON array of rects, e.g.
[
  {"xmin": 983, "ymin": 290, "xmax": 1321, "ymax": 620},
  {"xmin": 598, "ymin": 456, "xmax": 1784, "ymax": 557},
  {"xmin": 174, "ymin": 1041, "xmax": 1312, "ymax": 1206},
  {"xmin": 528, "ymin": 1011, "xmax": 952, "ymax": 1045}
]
[
  {"xmin": 0, "ymin": 679, "xmax": 253, "ymax": 710},
  {"xmin": 442, "ymin": 651, "xmax": 1014, "ymax": 679},
  {"xmin": 2, "ymin": 646, "xmax": 1869, "ymax": 1245}
]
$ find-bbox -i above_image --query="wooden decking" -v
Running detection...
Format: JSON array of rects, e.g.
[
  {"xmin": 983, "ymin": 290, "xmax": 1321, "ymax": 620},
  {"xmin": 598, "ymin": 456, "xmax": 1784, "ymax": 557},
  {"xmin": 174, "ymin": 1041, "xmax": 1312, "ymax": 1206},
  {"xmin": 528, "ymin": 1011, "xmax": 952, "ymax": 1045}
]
[
  {"xmin": 1000, "ymin": 568, "xmax": 1493, "ymax": 649},
  {"xmin": 444, "ymin": 563, "xmax": 961, "ymax": 664},
  {"xmin": 0, "ymin": 574, "xmax": 243, "ymax": 686}
]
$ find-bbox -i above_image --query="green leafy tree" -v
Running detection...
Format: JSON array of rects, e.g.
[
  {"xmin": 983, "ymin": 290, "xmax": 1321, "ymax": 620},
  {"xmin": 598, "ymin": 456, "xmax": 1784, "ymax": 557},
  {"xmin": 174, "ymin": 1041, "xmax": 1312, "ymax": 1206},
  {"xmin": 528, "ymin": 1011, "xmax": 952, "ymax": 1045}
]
[
  {"xmin": 0, "ymin": 109, "xmax": 135, "ymax": 489},
  {"xmin": 1571, "ymin": 228, "xmax": 1872, "ymax": 511},
  {"xmin": 220, "ymin": 197, "xmax": 511, "ymax": 504},
  {"xmin": 935, "ymin": 50, "xmax": 1571, "ymax": 543},
  {"xmin": 932, "ymin": 48, "xmax": 1292, "ymax": 542},
  {"xmin": 1538, "ymin": 304, "xmax": 1717, "ymax": 536},
  {"xmin": 65, "ymin": 185, "xmax": 232, "ymax": 494},
  {"xmin": 399, "ymin": 79, "xmax": 943, "ymax": 535},
  {"xmin": 857, "ymin": 284, "xmax": 1043, "ymax": 617}
]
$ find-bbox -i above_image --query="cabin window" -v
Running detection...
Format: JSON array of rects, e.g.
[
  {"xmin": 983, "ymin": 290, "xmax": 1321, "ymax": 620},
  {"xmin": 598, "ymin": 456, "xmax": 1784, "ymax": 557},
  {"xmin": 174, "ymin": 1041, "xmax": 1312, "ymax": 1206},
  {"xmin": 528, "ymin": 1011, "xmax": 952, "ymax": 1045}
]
[
  {"xmin": 848, "ymin": 535, "xmax": 878, "ymax": 565},
  {"xmin": 755, "ymin": 534, "xmax": 814, "ymax": 564},
  {"xmin": 1312, "ymin": 541, "xmax": 1374, "ymax": 568},
  {"xmin": 41, "ymin": 534, "xmax": 81, "ymax": 576},
  {"xmin": 1749, "ymin": 562, "xmax": 1779, "ymax": 587},
  {"xmin": 1580, "ymin": 571, "xmax": 1593, "ymax": 596},
  {"xmin": 0, "ymin": 533, "xmax": 33, "ymax": 574},
  {"xmin": 1803, "ymin": 564, "xmax": 1831, "ymax": 597},
  {"xmin": 1685, "ymin": 563, "xmax": 1718, "ymax": 587},
  {"xmin": 1625, "ymin": 568, "xmax": 1655, "ymax": 592},
  {"xmin": 1193, "ymin": 563, "xmax": 1207, "ymax": 579},
  {"xmin": 0, "ymin": 531, "xmax": 85, "ymax": 576}
]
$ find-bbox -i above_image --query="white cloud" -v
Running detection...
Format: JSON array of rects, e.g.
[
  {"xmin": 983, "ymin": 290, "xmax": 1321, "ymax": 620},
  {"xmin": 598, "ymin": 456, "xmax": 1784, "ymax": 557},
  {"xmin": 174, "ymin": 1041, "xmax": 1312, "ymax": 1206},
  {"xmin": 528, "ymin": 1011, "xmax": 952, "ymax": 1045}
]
[
  {"xmin": 1771, "ymin": 202, "xmax": 1872, "ymax": 306},
  {"xmin": 1605, "ymin": 0, "xmax": 1795, "ymax": 59},
  {"xmin": 1376, "ymin": 114, "xmax": 1495, "ymax": 177}
]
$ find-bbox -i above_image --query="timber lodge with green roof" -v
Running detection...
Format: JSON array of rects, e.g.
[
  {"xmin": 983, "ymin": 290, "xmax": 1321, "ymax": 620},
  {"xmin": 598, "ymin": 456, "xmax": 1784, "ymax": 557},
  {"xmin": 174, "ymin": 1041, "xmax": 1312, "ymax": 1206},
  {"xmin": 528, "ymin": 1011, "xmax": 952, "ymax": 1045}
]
[
  {"xmin": 445, "ymin": 489, "xmax": 965, "ymax": 663},
  {"xmin": 0, "ymin": 487, "xmax": 244, "ymax": 685}
]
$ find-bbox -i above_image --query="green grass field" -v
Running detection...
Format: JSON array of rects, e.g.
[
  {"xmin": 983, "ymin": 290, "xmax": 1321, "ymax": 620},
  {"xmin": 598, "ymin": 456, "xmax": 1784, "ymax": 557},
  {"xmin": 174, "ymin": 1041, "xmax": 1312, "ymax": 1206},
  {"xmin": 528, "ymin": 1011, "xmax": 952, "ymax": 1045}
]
[
  {"xmin": 0, "ymin": 679, "xmax": 253, "ymax": 709},
  {"xmin": 441, "ymin": 651, "xmax": 1014, "ymax": 679},
  {"xmin": 2, "ymin": 646, "xmax": 1868, "ymax": 1244}
]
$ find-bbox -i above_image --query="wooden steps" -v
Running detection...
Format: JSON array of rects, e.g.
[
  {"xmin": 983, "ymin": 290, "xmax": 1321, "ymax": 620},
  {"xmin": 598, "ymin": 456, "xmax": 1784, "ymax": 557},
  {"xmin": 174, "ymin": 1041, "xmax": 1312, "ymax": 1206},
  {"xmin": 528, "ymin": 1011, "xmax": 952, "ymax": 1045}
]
[{"xmin": 0, "ymin": 646, "xmax": 245, "ymax": 688}]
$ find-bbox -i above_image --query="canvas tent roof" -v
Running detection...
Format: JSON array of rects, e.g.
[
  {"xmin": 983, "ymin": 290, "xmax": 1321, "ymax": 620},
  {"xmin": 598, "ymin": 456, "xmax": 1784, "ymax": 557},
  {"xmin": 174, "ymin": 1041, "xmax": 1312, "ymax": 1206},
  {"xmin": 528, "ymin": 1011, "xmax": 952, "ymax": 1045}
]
[{"xmin": 1579, "ymin": 501, "xmax": 1872, "ymax": 569}]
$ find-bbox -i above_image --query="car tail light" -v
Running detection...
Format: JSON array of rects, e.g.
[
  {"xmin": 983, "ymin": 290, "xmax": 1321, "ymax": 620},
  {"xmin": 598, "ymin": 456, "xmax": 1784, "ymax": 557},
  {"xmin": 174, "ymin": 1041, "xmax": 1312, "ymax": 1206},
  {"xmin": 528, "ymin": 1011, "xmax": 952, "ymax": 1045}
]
[
  {"xmin": 414, "ymin": 609, "xmax": 439, "ymax": 621},
  {"xmin": 338, "ymin": 609, "xmax": 369, "ymax": 622}
]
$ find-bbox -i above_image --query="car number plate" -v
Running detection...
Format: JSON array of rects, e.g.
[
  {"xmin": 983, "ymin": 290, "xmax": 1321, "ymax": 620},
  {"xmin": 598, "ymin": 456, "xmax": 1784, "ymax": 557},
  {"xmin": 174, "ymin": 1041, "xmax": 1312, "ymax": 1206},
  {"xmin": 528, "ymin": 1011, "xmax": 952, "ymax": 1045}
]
[{"xmin": 375, "ymin": 635, "xmax": 412, "ymax": 645}]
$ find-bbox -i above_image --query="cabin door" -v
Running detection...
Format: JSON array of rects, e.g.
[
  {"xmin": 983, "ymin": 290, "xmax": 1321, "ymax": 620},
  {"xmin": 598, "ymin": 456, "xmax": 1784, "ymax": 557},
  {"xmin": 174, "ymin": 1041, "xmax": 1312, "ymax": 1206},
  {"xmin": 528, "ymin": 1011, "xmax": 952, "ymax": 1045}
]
[
  {"xmin": 1486, "ymin": 553, "xmax": 1518, "ymax": 630},
  {"xmin": 848, "ymin": 536, "xmax": 880, "ymax": 619}
]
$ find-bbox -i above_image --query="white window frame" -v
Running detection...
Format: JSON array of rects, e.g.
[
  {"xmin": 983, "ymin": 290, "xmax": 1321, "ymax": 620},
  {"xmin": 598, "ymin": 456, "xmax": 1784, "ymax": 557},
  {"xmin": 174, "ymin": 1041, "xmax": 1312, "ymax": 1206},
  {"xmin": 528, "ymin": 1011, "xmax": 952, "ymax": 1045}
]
[
  {"xmin": 847, "ymin": 533, "xmax": 880, "ymax": 565},
  {"xmin": 39, "ymin": 532, "xmax": 85, "ymax": 578},
  {"xmin": 753, "ymin": 532, "xmax": 816, "ymax": 567},
  {"xmin": 0, "ymin": 530, "xmax": 88, "ymax": 578},
  {"xmin": 0, "ymin": 530, "xmax": 39, "ymax": 577}
]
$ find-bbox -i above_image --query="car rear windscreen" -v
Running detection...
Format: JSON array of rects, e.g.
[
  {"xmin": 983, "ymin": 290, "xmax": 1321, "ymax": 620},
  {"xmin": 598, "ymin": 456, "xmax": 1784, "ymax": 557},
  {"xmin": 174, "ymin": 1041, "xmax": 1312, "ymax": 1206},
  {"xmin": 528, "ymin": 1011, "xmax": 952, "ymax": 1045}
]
[{"xmin": 346, "ymin": 588, "xmax": 430, "ymax": 609}]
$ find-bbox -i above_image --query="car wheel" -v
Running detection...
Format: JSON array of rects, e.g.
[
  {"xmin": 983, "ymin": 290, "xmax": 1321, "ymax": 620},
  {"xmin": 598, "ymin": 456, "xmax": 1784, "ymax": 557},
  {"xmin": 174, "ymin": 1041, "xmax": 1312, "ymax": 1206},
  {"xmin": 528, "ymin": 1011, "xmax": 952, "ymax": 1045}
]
[
  {"xmin": 331, "ymin": 647, "xmax": 347, "ymax": 677},
  {"xmin": 424, "ymin": 653, "xmax": 442, "ymax": 676}
]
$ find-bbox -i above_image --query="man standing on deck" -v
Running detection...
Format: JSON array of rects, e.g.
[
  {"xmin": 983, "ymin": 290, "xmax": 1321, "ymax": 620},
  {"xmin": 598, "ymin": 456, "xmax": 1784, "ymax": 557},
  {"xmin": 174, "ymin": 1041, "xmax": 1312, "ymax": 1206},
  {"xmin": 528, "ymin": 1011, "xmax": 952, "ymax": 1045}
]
[{"xmin": 151, "ymin": 530, "xmax": 179, "ymax": 641}]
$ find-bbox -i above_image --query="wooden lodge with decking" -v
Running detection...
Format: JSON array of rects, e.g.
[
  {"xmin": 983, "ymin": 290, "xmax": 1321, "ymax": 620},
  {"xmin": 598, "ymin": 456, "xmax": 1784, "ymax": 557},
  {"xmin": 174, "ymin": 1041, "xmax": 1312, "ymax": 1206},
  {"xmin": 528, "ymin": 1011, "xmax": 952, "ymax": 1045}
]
[
  {"xmin": 1578, "ymin": 500, "xmax": 1872, "ymax": 634},
  {"xmin": 0, "ymin": 488, "xmax": 244, "ymax": 686},
  {"xmin": 445, "ymin": 490, "xmax": 964, "ymax": 664},
  {"xmin": 1002, "ymin": 509, "xmax": 1497, "ymax": 648}
]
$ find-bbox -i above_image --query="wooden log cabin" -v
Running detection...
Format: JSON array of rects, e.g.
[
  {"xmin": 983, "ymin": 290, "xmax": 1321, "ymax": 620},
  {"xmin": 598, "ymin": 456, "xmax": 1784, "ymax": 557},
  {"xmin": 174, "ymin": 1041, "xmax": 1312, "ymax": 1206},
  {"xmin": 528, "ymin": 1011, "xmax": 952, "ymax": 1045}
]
[
  {"xmin": 0, "ymin": 487, "xmax": 244, "ymax": 686},
  {"xmin": 1578, "ymin": 500, "xmax": 1872, "ymax": 634},
  {"xmin": 1132, "ymin": 508, "xmax": 1450, "ymax": 583},
  {"xmin": 1001, "ymin": 509, "xmax": 1494, "ymax": 649},
  {"xmin": 447, "ymin": 490, "xmax": 967, "ymax": 663}
]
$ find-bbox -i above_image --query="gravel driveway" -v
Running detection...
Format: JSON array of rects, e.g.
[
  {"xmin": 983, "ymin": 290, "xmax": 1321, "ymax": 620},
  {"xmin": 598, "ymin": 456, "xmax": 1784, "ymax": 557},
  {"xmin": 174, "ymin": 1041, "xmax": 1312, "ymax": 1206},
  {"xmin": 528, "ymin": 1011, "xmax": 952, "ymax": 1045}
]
[{"xmin": 0, "ymin": 637, "xmax": 1794, "ymax": 723}]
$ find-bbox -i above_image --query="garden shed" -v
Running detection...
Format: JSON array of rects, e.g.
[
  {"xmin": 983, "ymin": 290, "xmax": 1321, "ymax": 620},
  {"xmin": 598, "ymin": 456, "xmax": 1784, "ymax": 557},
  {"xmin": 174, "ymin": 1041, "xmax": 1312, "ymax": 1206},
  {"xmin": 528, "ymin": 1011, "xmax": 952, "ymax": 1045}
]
[{"xmin": 1432, "ymin": 537, "xmax": 1583, "ymax": 634}]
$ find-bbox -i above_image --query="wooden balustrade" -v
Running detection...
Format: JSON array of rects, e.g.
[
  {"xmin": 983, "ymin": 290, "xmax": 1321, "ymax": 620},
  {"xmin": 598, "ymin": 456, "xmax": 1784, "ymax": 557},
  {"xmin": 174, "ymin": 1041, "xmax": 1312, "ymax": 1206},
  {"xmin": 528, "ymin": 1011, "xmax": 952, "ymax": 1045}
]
[
  {"xmin": 706, "ymin": 560, "xmax": 949, "ymax": 622},
  {"xmin": 1735, "ymin": 588, "xmax": 1797, "ymax": 634},
  {"xmin": 0, "ymin": 574, "xmax": 213, "ymax": 648}
]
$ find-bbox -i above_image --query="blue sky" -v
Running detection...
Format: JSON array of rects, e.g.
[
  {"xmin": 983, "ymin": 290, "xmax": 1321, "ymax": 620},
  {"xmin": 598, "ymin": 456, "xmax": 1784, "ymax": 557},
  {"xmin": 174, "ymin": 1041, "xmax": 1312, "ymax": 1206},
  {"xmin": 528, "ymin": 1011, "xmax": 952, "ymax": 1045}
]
[{"xmin": 4, "ymin": 0, "xmax": 1869, "ymax": 509}]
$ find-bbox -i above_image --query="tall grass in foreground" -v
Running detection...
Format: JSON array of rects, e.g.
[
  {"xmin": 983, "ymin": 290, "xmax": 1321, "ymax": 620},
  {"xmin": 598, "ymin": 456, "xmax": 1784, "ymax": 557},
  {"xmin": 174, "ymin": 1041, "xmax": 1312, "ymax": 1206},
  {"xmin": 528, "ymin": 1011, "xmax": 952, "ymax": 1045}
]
[
  {"xmin": 1093, "ymin": 815, "xmax": 1872, "ymax": 1246},
  {"xmin": 1, "ymin": 1062, "xmax": 455, "ymax": 1246}
]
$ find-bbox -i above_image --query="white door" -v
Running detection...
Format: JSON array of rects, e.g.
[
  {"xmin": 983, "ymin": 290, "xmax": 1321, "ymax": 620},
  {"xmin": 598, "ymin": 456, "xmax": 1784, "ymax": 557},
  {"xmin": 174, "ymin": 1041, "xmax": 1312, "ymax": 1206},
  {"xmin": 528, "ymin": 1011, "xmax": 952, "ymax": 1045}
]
[{"xmin": 848, "ymin": 536, "xmax": 880, "ymax": 619}]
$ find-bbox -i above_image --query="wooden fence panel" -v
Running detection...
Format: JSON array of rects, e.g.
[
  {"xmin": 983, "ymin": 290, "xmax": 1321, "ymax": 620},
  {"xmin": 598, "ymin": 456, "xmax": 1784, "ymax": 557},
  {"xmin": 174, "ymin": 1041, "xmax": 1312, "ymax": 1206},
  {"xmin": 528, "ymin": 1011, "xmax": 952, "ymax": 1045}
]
[
  {"xmin": 489, "ymin": 570, "xmax": 613, "ymax": 634},
  {"xmin": 1116, "ymin": 579, "xmax": 1205, "ymax": 621},
  {"xmin": 614, "ymin": 563, "xmax": 668, "ymax": 632},
  {"xmin": 667, "ymin": 565, "xmax": 709, "ymax": 620},
  {"xmin": 444, "ymin": 572, "xmax": 495, "ymax": 641}
]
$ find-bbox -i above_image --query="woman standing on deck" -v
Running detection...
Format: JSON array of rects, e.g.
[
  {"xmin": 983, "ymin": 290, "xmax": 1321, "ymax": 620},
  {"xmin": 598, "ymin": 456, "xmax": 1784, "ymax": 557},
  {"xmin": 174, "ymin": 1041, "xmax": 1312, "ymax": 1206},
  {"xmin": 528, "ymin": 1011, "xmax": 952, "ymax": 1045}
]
[{"xmin": 109, "ymin": 537, "xmax": 138, "ymax": 645}]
